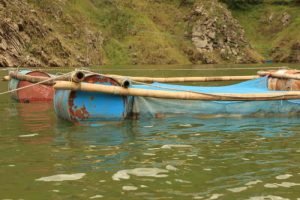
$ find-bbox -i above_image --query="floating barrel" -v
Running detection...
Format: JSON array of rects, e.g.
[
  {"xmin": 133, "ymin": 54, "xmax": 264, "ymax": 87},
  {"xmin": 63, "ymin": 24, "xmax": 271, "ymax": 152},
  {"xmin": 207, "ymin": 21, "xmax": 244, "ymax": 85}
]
[
  {"xmin": 268, "ymin": 70, "xmax": 300, "ymax": 91},
  {"xmin": 8, "ymin": 70, "xmax": 54, "ymax": 103},
  {"xmin": 54, "ymin": 74, "xmax": 129, "ymax": 122}
]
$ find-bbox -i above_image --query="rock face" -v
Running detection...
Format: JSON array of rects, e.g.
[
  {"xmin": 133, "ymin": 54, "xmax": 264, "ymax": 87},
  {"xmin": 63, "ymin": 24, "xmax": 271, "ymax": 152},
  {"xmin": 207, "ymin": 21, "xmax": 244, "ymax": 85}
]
[
  {"xmin": 0, "ymin": 0, "xmax": 104, "ymax": 68},
  {"xmin": 272, "ymin": 42, "xmax": 300, "ymax": 63},
  {"xmin": 188, "ymin": 0, "xmax": 262, "ymax": 64}
]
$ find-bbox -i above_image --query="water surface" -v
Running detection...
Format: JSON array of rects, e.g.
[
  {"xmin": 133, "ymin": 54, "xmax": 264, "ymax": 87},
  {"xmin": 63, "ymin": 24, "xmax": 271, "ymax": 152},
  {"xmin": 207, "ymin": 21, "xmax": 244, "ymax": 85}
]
[{"xmin": 1, "ymin": 64, "xmax": 300, "ymax": 200}]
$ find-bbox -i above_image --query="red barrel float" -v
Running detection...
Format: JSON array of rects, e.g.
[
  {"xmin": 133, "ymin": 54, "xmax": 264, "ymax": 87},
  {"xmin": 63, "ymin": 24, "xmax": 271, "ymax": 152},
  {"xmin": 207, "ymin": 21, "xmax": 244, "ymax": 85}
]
[{"xmin": 8, "ymin": 70, "xmax": 54, "ymax": 103}]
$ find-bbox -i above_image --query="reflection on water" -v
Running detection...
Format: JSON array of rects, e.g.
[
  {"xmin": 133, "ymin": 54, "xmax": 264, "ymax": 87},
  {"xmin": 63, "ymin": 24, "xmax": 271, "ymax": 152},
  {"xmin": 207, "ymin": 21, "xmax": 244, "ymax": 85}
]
[
  {"xmin": 15, "ymin": 103, "xmax": 55, "ymax": 132},
  {"xmin": 1, "ymin": 66, "xmax": 300, "ymax": 199}
]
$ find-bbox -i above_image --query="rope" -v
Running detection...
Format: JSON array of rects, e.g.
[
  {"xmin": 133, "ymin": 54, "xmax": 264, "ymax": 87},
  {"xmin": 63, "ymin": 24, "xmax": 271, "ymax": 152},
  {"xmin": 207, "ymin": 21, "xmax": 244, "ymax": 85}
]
[{"xmin": 0, "ymin": 71, "xmax": 73, "ymax": 96}]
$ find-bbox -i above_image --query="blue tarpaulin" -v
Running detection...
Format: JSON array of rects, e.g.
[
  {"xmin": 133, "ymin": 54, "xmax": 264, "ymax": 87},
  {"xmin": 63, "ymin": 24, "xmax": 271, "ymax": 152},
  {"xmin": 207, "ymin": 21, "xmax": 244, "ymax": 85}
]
[{"xmin": 131, "ymin": 77, "xmax": 300, "ymax": 118}]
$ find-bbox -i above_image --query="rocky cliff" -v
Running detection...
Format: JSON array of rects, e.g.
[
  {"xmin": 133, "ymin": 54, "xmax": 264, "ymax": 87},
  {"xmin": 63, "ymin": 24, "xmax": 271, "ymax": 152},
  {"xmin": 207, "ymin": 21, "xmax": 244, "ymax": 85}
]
[
  {"xmin": 1, "ymin": 0, "xmax": 297, "ymax": 68},
  {"xmin": 188, "ymin": 0, "xmax": 262, "ymax": 64},
  {"xmin": 0, "ymin": 0, "xmax": 104, "ymax": 68},
  {"xmin": 232, "ymin": 2, "xmax": 300, "ymax": 63}
]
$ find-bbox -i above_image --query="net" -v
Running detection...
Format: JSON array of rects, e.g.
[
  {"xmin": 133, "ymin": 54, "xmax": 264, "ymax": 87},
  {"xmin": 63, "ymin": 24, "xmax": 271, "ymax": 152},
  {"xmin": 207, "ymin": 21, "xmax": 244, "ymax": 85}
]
[{"xmin": 130, "ymin": 77, "xmax": 300, "ymax": 118}]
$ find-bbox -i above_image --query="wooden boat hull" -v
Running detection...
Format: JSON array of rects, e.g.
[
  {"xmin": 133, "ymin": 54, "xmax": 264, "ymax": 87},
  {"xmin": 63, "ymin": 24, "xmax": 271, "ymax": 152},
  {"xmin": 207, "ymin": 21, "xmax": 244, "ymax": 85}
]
[{"xmin": 8, "ymin": 70, "xmax": 54, "ymax": 103}]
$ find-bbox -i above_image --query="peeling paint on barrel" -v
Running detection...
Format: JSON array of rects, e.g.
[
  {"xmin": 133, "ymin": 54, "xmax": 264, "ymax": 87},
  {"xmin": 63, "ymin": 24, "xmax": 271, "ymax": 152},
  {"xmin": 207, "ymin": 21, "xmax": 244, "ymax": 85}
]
[
  {"xmin": 8, "ymin": 70, "xmax": 54, "ymax": 103},
  {"xmin": 54, "ymin": 74, "xmax": 129, "ymax": 122}
]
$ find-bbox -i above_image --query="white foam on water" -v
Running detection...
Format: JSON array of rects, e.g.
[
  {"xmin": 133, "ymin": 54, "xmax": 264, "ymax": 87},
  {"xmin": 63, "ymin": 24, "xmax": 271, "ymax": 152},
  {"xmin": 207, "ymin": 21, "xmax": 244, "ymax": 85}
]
[
  {"xmin": 18, "ymin": 133, "xmax": 39, "ymax": 138},
  {"xmin": 99, "ymin": 180, "xmax": 106, "ymax": 183},
  {"xmin": 193, "ymin": 196, "xmax": 204, "ymax": 199},
  {"xmin": 248, "ymin": 195, "xmax": 289, "ymax": 200},
  {"xmin": 8, "ymin": 164, "xmax": 15, "ymax": 167},
  {"xmin": 143, "ymin": 153, "xmax": 156, "ymax": 156},
  {"xmin": 148, "ymin": 148, "xmax": 160, "ymax": 151},
  {"xmin": 187, "ymin": 154, "xmax": 198, "ymax": 157},
  {"xmin": 242, "ymin": 158, "xmax": 250, "ymax": 161},
  {"xmin": 52, "ymin": 190, "xmax": 60, "ymax": 193},
  {"xmin": 144, "ymin": 125, "xmax": 153, "ymax": 128},
  {"xmin": 36, "ymin": 173, "xmax": 86, "ymax": 182},
  {"xmin": 179, "ymin": 124, "xmax": 192, "ymax": 127},
  {"xmin": 276, "ymin": 174, "xmax": 293, "ymax": 180},
  {"xmin": 264, "ymin": 183, "xmax": 279, "ymax": 188},
  {"xmin": 161, "ymin": 144, "xmax": 192, "ymax": 149},
  {"xmin": 278, "ymin": 182, "xmax": 300, "ymax": 187},
  {"xmin": 264, "ymin": 182, "xmax": 300, "ymax": 188},
  {"xmin": 245, "ymin": 180, "xmax": 262, "ymax": 186},
  {"xmin": 89, "ymin": 195, "xmax": 103, "ymax": 199},
  {"xmin": 122, "ymin": 186, "xmax": 138, "ymax": 191},
  {"xmin": 166, "ymin": 165, "xmax": 178, "ymax": 171},
  {"xmin": 112, "ymin": 168, "xmax": 168, "ymax": 181},
  {"xmin": 198, "ymin": 156, "xmax": 205, "ymax": 159},
  {"xmin": 140, "ymin": 185, "xmax": 148, "ymax": 188},
  {"xmin": 166, "ymin": 181, "xmax": 172, "ymax": 185},
  {"xmin": 175, "ymin": 179, "xmax": 191, "ymax": 184},
  {"xmin": 203, "ymin": 168, "xmax": 212, "ymax": 171},
  {"xmin": 227, "ymin": 186, "xmax": 248, "ymax": 193},
  {"xmin": 208, "ymin": 194, "xmax": 224, "ymax": 200}
]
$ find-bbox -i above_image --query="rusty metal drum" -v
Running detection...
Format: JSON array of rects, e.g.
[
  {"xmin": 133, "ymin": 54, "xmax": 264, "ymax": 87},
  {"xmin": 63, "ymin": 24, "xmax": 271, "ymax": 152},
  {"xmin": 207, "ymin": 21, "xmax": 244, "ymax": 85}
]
[
  {"xmin": 54, "ymin": 74, "xmax": 129, "ymax": 122},
  {"xmin": 267, "ymin": 69, "xmax": 300, "ymax": 91},
  {"xmin": 8, "ymin": 70, "xmax": 54, "ymax": 103}
]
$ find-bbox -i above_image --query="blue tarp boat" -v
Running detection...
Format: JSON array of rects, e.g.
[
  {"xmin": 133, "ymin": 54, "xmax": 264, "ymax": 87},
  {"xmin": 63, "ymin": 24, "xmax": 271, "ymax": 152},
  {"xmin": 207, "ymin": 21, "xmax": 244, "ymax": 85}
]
[{"xmin": 53, "ymin": 74, "xmax": 300, "ymax": 122}]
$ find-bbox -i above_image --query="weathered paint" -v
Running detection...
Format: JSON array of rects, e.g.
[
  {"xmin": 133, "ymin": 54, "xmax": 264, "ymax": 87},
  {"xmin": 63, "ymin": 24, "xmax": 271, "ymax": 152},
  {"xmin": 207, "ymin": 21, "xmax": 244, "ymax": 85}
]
[
  {"xmin": 54, "ymin": 75, "xmax": 129, "ymax": 122},
  {"xmin": 267, "ymin": 70, "xmax": 300, "ymax": 91},
  {"xmin": 8, "ymin": 70, "xmax": 54, "ymax": 103}
]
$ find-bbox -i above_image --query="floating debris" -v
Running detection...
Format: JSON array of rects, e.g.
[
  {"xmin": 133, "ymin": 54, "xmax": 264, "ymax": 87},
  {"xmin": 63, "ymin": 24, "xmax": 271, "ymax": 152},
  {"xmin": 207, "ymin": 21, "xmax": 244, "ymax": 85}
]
[
  {"xmin": 166, "ymin": 165, "xmax": 178, "ymax": 171},
  {"xmin": 90, "ymin": 195, "xmax": 103, "ymax": 199},
  {"xmin": 245, "ymin": 180, "xmax": 262, "ymax": 186},
  {"xmin": 36, "ymin": 173, "xmax": 86, "ymax": 182},
  {"xmin": 264, "ymin": 182, "xmax": 300, "ymax": 188},
  {"xmin": 208, "ymin": 194, "xmax": 224, "ymax": 200},
  {"xmin": 122, "ymin": 186, "xmax": 138, "ymax": 191},
  {"xmin": 161, "ymin": 144, "xmax": 192, "ymax": 149},
  {"xmin": 227, "ymin": 186, "xmax": 248, "ymax": 193},
  {"xmin": 242, "ymin": 158, "xmax": 250, "ymax": 161},
  {"xmin": 276, "ymin": 174, "xmax": 293, "ymax": 180},
  {"xmin": 247, "ymin": 195, "xmax": 289, "ymax": 200},
  {"xmin": 179, "ymin": 124, "xmax": 192, "ymax": 127},
  {"xmin": 175, "ymin": 179, "xmax": 191, "ymax": 184},
  {"xmin": 112, "ymin": 168, "xmax": 168, "ymax": 181},
  {"xmin": 18, "ymin": 133, "xmax": 39, "ymax": 138},
  {"xmin": 143, "ymin": 153, "xmax": 156, "ymax": 156}
]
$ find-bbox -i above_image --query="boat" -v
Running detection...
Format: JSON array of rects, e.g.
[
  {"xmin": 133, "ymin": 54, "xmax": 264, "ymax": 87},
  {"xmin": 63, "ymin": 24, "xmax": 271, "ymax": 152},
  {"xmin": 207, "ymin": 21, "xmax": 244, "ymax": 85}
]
[{"xmin": 53, "ymin": 69, "xmax": 300, "ymax": 122}]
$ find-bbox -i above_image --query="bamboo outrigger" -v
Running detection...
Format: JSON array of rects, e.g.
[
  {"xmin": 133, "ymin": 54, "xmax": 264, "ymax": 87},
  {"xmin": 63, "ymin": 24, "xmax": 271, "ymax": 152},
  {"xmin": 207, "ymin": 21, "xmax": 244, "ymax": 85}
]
[{"xmin": 5, "ymin": 68, "xmax": 300, "ymax": 121}]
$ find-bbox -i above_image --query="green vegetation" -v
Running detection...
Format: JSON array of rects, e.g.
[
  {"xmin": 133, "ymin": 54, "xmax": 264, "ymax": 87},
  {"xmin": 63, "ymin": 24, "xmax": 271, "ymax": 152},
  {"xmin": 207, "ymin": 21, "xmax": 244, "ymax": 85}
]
[
  {"xmin": 62, "ymin": 0, "xmax": 192, "ymax": 65},
  {"xmin": 229, "ymin": 0, "xmax": 300, "ymax": 61}
]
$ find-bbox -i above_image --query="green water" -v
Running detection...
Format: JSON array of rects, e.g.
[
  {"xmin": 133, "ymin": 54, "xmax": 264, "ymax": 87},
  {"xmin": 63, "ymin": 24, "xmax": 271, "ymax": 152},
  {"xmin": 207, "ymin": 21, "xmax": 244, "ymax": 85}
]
[{"xmin": 1, "ymin": 64, "xmax": 300, "ymax": 200}]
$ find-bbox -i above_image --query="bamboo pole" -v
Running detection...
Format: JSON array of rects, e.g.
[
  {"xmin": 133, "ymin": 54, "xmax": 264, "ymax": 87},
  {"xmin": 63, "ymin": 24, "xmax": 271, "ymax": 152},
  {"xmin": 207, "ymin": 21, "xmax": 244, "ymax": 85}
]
[
  {"xmin": 106, "ymin": 74, "xmax": 260, "ymax": 83},
  {"xmin": 258, "ymin": 70, "xmax": 300, "ymax": 80},
  {"xmin": 54, "ymin": 81, "xmax": 300, "ymax": 101},
  {"xmin": 9, "ymin": 72, "xmax": 56, "ymax": 85}
]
